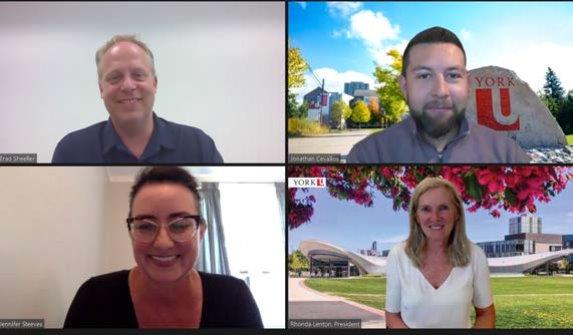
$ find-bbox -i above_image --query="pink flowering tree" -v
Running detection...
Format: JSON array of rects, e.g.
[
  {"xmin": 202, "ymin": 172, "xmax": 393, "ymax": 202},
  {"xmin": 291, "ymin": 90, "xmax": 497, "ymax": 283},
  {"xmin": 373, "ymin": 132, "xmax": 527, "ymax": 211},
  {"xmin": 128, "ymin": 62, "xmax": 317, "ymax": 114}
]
[{"xmin": 287, "ymin": 166, "xmax": 573, "ymax": 230}]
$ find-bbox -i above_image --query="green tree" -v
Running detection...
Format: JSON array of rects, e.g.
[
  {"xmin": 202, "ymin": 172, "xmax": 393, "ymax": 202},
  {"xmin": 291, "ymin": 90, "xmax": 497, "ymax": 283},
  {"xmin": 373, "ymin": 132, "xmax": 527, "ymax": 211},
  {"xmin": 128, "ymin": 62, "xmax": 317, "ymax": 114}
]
[
  {"xmin": 540, "ymin": 94, "xmax": 561, "ymax": 119},
  {"xmin": 351, "ymin": 100, "xmax": 371, "ymax": 128},
  {"xmin": 541, "ymin": 68, "xmax": 566, "ymax": 119},
  {"xmin": 288, "ymin": 46, "xmax": 308, "ymax": 90},
  {"xmin": 288, "ymin": 93, "xmax": 309, "ymax": 119},
  {"xmin": 288, "ymin": 250, "xmax": 309, "ymax": 276},
  {"xmin": 368, "ymin": 97, "xmax": 382, "ymax": 125},
  {"xmin": 287, "ymin": 43, "xmax": 310, "ymax": 120},
  {"xmin": 373, "ymin": 49, "xmax": 407, "ymax": 126},
  {"xmin": 557, "ymin": 92, "xmax": 573, "ymax": 135},
  {"xmin": 543, "ymin": 67, "xmax": 566, "ymax": 102},
  {"xmin": 330, "ymin": 100, "xmax": 352, "ymax": 129}
]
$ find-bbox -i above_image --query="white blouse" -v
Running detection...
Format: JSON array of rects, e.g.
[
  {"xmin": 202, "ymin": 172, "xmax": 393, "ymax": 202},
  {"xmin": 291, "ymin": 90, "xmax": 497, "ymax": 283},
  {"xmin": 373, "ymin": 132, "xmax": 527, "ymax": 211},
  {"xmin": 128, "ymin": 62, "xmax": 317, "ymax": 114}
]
[{"xmin": 385, "ymin": 241, "xmax": 493, "ymax": 328}]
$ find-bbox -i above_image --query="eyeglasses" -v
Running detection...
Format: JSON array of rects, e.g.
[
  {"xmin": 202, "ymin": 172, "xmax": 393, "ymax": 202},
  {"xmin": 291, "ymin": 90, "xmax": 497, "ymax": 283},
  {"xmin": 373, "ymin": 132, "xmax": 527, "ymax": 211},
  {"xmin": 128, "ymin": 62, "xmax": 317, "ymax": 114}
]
[{"xmin": 126, "ymin": 215, "xmax": 202, "ymax": 243}]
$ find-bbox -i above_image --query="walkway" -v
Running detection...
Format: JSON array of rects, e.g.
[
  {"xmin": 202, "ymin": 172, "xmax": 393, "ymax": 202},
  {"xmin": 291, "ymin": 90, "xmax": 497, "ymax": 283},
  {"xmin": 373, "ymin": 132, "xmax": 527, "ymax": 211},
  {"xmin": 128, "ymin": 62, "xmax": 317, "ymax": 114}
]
[
  {"xmin": 288, "ymin": 277, "xmax": 386, "ymax": 329},
  {"xmin": 288, "ymin": 129, "xmax": 375, "ymax": 158}
]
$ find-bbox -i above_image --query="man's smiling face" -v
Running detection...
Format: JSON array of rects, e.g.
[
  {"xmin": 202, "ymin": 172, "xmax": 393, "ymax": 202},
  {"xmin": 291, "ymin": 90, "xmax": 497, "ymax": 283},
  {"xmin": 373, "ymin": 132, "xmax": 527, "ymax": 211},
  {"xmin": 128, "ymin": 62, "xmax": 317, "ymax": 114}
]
[
  {"xmin": 98, "ymin": 41, "xmax": 157, "ymax": 127},
  {"xmin": 400, "ymin": 42, "xmax": 469, "ymax": 138}
]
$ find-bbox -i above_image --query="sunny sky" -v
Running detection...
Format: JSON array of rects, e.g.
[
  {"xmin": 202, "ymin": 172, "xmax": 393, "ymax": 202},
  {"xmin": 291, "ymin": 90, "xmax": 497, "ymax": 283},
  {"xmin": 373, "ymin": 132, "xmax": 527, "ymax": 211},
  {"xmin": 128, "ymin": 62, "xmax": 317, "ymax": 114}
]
[
  {"xmin": 288, "ymin": 168, "xmax": 573, "ymax": 254},
  {"xmin": 289, "ymin": 1, "xmax": 573, "ymax": 102}
]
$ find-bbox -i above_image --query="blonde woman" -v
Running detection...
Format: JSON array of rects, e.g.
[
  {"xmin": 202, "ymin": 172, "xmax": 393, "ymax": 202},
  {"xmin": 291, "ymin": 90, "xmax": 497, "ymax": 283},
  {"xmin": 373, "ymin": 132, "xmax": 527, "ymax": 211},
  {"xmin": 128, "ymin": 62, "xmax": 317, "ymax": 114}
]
[{"xmin": 385, "ymin": 177, "xmax": 495, "ymax": 328}]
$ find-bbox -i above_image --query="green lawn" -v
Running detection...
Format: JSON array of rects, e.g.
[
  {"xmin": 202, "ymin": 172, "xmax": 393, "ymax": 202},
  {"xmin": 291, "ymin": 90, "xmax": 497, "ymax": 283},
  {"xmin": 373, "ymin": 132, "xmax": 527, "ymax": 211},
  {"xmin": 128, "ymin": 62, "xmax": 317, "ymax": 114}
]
[
  {"xmin": 305, "ymin": 276, "xmax": 573, "ymax": 328},
  {"xmin": 567, "ymin": 134, "xmax": 573, "ymax": 145}
]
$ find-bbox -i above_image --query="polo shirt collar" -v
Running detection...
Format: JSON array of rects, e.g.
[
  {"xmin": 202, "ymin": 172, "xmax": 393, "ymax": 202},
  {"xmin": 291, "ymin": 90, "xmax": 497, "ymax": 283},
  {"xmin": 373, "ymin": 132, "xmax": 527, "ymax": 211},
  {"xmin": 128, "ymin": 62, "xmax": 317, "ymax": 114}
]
[
  {"xmin": 142, "ymin": 113, "xmax": 177, "ymax": 159},
  {"xmin": 102, "ymin": 118, "xmax": 127, "ymax": 156},
  {"xmin": 101, "ymin": 112, "xmax": 177, "ymax": 158}
]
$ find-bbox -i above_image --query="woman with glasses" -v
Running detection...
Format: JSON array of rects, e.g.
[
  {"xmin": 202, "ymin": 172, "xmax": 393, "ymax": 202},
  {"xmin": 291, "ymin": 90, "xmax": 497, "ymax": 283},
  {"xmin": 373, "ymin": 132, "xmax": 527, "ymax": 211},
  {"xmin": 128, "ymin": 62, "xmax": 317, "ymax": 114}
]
[
  {"xmin": 64, "ymin": 166, "xmax": 263, "ymax": 328},
  {"xmin": 385, "ymin": 177, "xmax": 495, "ymax": 328}
]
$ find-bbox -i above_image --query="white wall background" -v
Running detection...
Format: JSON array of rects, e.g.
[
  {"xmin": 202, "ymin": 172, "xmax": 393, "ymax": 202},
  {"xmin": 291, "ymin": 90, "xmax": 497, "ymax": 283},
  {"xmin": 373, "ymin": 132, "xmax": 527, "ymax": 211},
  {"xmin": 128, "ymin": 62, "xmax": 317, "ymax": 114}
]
[
  {"xmin": 0, "ymin": 167, "xmax": 107, "ymax": 328},
  {"xmin": 0, "ymin": 166, "xmax": 285, "ymax": 328},
  {"xmin": 0, "ymin": 2, "xmax": 285, "ymax": 163}
]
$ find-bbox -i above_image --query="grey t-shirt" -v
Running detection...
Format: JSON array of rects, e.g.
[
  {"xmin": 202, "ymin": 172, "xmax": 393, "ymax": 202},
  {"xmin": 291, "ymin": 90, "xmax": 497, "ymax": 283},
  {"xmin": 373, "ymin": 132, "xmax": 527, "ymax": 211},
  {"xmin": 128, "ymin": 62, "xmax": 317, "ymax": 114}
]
[{"xmin": 346, "ymin": 116, "xmax": 531, "ymax": 164}]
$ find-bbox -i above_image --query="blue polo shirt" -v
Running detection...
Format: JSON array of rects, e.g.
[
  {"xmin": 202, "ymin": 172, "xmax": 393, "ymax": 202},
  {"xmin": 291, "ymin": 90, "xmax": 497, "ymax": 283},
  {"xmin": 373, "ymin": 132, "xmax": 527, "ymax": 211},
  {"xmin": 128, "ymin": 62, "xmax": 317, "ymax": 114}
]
[{"xmin": 52, "ymin": 114, "xmax": 223, "ymax": 164}]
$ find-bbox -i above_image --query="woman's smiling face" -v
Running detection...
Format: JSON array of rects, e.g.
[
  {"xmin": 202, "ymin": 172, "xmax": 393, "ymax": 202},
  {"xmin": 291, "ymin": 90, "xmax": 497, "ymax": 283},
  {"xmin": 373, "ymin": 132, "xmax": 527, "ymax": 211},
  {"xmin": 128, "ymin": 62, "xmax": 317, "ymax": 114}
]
[
  {"xmin": 415, "ymin": 186, "xmax": 459, "ymax": 243},
  {"xmin": 130, "ymin": 183, "xmax": 204, "ymax": 284}
]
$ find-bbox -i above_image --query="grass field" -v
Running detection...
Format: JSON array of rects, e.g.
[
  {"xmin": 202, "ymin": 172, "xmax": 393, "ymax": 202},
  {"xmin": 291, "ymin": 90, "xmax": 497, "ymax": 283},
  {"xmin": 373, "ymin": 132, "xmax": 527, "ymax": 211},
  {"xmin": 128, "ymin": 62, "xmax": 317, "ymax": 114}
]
[
  {"xmin": 567, "ymin": 134, "xmax": 573, "ymax": 145},
  {"xmin": 305, "ymin": 276, "xmax": 573, "ymax": 328}
]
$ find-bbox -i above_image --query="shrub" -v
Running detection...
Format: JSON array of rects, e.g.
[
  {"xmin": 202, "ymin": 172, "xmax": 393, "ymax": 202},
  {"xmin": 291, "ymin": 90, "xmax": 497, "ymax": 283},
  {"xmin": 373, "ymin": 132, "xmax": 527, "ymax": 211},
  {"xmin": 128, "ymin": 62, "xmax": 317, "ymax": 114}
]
[{"xmin": 288, "ymin": 118, "xmax": 329, "ymax": 136}]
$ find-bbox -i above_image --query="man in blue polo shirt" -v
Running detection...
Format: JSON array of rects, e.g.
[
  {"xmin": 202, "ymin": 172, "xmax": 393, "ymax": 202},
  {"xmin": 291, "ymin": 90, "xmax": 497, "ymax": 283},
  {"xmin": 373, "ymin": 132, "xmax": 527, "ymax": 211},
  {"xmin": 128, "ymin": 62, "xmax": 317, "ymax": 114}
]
[{"xmin": 52, "ymin": 35, "xmax": 223, "ymax": 164}]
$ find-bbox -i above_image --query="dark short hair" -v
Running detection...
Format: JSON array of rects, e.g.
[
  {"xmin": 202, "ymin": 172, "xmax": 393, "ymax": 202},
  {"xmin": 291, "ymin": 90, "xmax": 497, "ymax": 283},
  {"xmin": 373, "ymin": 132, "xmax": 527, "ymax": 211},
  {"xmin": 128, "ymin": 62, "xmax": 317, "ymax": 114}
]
[
  {"xmin": 401, "ymin": 26, "xmax": 466, "ymax": 76},
  {"xmin": 128, "ymin": 166, "xmax": 202, "ymax": 218}
]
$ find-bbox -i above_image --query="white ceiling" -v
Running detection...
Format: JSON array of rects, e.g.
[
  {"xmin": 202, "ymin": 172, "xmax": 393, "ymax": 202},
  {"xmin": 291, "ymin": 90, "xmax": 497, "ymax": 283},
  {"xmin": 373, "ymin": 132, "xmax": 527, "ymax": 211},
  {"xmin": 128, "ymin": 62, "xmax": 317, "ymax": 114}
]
[{"xmin": 105, "ymin": 166, "xmax": 284, "ymax": 183}]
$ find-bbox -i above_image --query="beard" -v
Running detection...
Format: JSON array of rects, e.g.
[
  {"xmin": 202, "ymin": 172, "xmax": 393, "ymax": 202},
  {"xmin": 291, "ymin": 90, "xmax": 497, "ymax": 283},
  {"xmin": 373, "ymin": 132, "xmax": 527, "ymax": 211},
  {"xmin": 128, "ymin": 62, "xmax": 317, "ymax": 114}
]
[{"xmin": 409, "ymin": 100, "xmax": 466, "ymax": 138}]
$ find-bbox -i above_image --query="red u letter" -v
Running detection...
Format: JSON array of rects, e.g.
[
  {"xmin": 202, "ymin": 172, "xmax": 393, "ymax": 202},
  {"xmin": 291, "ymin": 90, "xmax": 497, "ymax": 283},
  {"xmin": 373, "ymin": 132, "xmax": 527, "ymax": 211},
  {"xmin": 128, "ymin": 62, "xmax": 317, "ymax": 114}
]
[{"xmin": 475, "ymin": 88, "xmax": 519, "ymax": 130}]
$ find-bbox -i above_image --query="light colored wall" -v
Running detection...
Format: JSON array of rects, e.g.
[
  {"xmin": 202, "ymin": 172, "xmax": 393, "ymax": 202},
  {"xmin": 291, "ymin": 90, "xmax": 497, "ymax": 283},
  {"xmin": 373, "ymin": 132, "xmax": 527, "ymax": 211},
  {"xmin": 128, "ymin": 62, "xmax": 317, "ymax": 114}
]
[
  {"xmin": 0, "ymin": 2, "xmax": 285, "ymax": 163},
  {"xmin": 103, "ymin": 181, "xmax": 135, "ymax": 273},
  {"xmin": 0, "ymin": 167, "xmax": 107, "ymax": 328},
  {"xmin": 536, "ymin": 243, "xmax": 548, "ymax": 253},
  {"xmin": 535, "ymin": 243, "xmax": 562, "ymax": 254}
]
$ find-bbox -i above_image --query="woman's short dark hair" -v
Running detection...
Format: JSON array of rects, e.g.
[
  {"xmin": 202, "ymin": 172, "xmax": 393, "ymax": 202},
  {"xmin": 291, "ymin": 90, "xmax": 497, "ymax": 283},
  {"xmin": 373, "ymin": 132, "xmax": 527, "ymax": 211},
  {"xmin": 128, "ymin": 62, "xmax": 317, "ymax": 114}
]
[
  {"xmin": 401, "ymin": 26, "xmax": 466, "ymax": 76},
  {"xmin": 129, "ymin": 166, "xmax": 201, "ymax": 217}
]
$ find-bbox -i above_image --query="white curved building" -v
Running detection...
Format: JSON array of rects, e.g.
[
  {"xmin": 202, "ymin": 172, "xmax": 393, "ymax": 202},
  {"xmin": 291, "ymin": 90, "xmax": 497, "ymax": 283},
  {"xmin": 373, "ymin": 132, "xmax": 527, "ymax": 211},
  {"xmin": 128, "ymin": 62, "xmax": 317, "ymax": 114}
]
[
  {"xmin": 487, "ymin": 249, "xmax": 573, "ymax": 273},
  {"xmin": 300, "ymin": 240, "xmax": 387, "ymax": 275},
  {"xmin": 300, "ymin": 240, "xmax": 573, "ymax": 275}
]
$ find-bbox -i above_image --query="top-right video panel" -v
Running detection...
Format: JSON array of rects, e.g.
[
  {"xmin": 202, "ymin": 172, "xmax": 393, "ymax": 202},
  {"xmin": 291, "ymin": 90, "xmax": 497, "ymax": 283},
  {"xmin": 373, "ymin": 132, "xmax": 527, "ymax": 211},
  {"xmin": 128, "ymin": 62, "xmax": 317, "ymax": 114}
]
[{"xmin": 288, "ymin": 1, "xmax": 573, "ymax": 164}]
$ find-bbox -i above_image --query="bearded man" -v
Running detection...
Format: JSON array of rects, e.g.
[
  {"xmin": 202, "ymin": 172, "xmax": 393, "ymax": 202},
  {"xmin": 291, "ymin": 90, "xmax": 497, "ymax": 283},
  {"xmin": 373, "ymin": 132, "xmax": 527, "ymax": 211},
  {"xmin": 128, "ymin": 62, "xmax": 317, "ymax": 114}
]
[{"xmin": 347, "ymin": 26, "xmax": 530, "ymax": 163}]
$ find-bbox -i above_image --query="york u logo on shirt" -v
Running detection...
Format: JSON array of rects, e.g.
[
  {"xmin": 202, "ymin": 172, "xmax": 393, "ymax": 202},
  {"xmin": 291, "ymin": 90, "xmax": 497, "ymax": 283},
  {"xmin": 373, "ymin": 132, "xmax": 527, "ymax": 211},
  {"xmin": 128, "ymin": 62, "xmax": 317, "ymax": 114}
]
[{"xmin": 474, "ymin": 76, "xmax": 520, "ymax": 131}]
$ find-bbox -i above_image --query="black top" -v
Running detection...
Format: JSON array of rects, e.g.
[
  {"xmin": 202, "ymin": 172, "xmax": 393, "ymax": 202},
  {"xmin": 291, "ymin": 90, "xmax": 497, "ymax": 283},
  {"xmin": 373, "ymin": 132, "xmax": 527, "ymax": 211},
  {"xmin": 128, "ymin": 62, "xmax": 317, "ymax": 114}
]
[
  {"xmin": 52, "ymin": 113, "xmax": 224, "ymax": 164},
  {"xmin": 64, "ymin": 270, "xmax": 263, "ymax": 328}
]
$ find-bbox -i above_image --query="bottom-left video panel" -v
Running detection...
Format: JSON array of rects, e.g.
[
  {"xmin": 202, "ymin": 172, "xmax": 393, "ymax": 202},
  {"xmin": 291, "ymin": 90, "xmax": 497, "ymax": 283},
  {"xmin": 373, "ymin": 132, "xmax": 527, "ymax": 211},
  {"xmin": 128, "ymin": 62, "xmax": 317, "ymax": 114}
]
[{"xmin": 0, "ymin": 166, "xmax": 285, "ymax": 330}]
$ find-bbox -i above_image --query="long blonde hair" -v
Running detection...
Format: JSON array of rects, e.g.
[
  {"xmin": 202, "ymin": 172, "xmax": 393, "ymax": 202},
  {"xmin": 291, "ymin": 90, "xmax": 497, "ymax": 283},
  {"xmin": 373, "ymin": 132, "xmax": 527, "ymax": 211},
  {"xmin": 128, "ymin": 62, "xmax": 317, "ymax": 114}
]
[{"xmin": 405, "ymin": 177, "xmax": 471, "ymax": 268}]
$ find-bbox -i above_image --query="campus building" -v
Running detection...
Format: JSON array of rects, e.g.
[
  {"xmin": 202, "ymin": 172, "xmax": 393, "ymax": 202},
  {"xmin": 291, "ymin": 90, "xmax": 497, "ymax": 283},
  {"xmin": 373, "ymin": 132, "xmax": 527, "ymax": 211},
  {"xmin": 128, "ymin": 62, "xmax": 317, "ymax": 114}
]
[
  {"xmin": 477, "ymin": 214, "xmax": 563, "ymax": 258},
  {"xmin": 564, "ymin": 235, "xmax": 573, "ymax": 263},
  {"xmin": 301, "ymin": 239, "xmax": 573, "ymax": 276},
  {"xmin": 303, "ymin": 87, "xmax": 329, "ymax": 123},
  {"xmin": 359, "ymin": 241, "xmax": 380, "ymax": 257},
  {"xmin": 303, "ymin": 87, "xmax": 327, "ymax": 110},
  {"xmin": 328, "ymin": 92, "xmax": 342, "ymax": 109},
  {"xmin": 300, "ymin": 240, "xmax": 385, "ymax": 277},
  {"xmin": 344, "ymin": 81, "xmax": 369, "ymax": 96},
  {"xmin": 349, "ymin": 89, "xmax": 378, "ymax": 108}
]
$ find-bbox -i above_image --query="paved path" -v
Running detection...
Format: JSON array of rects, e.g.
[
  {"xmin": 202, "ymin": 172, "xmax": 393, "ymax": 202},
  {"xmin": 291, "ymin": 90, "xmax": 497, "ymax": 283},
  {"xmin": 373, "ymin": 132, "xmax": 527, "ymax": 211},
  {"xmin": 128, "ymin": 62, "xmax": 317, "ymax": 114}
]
[
  {"xmin": 288, "ymin": 277, "xmax": 386, "ymax": 328},
  {"xmin": 288, "ymin": 130, "xmax": 374, "ymax": 157}
]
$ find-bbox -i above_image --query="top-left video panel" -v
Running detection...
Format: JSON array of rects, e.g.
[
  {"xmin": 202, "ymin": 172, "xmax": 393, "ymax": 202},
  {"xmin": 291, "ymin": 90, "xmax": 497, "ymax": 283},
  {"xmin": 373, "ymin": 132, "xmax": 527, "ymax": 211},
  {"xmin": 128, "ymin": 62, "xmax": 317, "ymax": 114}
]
[{"xmin": 0, "ymin": 2, "xmax": 285, "ymax": 164}]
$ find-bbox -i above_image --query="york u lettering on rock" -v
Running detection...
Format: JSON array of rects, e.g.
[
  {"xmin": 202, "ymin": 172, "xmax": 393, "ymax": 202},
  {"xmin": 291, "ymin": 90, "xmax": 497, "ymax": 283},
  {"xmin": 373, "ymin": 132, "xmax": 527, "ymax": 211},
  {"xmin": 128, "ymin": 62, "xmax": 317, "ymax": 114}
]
[
  {"xmin": 474, "ymin": 76, "xmax": 516, "ymax": 88},
  {"xmin": 472, "ymin": 74, "xmax": 520, "ymax": 131},
  {"xmin": 467, "ymin": 65, "xmax": 569, "ymax": 149}
]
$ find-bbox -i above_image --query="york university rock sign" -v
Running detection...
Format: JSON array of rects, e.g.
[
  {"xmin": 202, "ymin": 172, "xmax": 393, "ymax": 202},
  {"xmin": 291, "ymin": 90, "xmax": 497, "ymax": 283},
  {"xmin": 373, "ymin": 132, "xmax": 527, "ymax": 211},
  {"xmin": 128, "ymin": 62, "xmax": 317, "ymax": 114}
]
[{"xmin": 466, "ymin": 66, "xmax": 567, "ymax": 148}]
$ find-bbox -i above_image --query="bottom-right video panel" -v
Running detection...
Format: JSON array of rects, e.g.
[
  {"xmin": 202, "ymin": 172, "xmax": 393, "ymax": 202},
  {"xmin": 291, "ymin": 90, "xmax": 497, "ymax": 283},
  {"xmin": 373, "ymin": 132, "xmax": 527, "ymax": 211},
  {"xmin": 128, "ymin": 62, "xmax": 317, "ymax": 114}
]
[{"xmin": 288, "ymin": 165, "xmax": 573, "ymax": 331}]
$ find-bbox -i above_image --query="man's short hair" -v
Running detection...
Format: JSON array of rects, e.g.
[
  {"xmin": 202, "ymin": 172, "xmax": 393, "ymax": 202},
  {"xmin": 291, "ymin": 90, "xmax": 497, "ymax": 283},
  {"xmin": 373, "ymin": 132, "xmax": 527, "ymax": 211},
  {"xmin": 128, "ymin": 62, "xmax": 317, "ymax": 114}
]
[
  {"xmin": 128, "ymin": 166, "xmax": 202, "ymax": 218},
  {"xmin": 96, "ymin": 34, "xmax": 156, "ymax": 81},
  {"xmin": 401, "ymin": 26, "xmax": 466, "ymax": 76}
]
